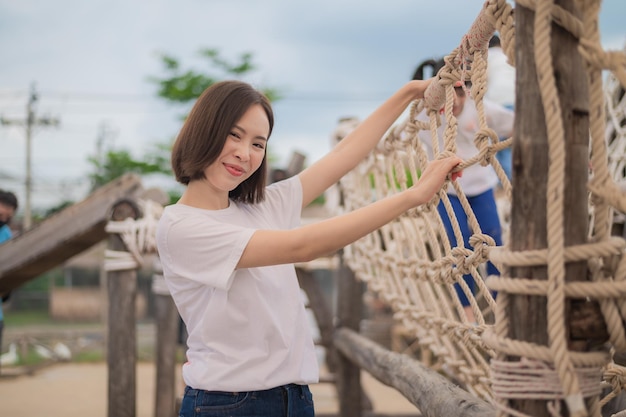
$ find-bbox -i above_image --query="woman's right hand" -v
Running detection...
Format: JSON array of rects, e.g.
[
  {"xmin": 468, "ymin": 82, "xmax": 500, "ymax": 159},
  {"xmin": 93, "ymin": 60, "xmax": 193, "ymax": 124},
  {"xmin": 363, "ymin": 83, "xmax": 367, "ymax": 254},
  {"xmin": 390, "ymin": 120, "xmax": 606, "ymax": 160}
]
[
  {"xmin": 408, "ymin": 78, "xmax": 434, "ymax": 101},
  {"xmin": 411, "ymin": 156, "xmax": 463, "ymax": 205}
]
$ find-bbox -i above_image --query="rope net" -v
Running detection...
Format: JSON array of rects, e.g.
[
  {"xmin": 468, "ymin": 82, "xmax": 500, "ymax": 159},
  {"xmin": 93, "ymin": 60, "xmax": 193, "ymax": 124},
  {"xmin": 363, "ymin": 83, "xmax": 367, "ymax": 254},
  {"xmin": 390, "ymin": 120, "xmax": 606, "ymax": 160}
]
[{"xmin": 327, "ymin": 1, "xmax": 626, "ymax": 416}]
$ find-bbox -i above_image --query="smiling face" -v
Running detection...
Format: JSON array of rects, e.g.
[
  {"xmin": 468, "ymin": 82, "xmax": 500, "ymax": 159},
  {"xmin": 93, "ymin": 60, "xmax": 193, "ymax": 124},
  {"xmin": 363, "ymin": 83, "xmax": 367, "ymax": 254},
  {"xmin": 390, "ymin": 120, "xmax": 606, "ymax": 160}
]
[
  {"xmin": 171, "ymin": 81, "xmax": 274, "ymax": 204},
  {"xmin": 202, "ymin": 104, "xmax": 270, "ymax": 196}
]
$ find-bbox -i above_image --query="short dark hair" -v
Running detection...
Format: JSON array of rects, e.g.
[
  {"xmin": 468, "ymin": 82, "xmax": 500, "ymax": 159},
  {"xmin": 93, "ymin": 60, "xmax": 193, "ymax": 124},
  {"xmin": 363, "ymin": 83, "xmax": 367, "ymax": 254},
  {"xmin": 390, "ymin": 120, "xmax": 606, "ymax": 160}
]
[
  {"xmin": 0, "ymin": 190, "xmax": 18, "ymax": 210},
  {"xmin": 412, "ymin": 57, "xmax": 467, "ymax": 96},
  {"xmin": 171, "ymin": 80, "xmax": 274, "ymax": 204},
  {"xmin": 412, "ymin": 58, "xmax": 446, "ymax": 81},
  {"xmin": 489, "ymin": 34, "xmax": 501, "ymax": 48}
]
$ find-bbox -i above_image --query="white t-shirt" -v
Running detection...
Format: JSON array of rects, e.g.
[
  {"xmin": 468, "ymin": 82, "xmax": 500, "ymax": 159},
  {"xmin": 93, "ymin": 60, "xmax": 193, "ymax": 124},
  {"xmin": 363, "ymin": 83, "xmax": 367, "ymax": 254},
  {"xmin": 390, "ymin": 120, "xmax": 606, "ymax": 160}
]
[
  {"xmin": 156, "ymin": 176, "xmax": 319, "ymax": 392},
  {"xmin": 486, "ymin": 46, "xmax": 516, "ymax": 107},
  {"xmin": 417, "ymin": 98, "xmax": 514, "ymax": 196}
]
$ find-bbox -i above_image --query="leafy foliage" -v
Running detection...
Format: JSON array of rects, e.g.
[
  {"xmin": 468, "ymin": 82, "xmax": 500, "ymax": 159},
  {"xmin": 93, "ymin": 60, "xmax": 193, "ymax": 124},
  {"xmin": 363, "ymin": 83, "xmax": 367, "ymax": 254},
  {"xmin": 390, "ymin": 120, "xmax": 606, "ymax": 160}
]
[
  {"xmin": 149, "ymin": 48, "xmax": 282, "ymax": 104},
  {"xmin": 86, "ymin": 48, "xmax": 281, "ymax": 194},
  {"xmin": 88, "ymin": 149, "xmax": 169, "ymax": 190}
]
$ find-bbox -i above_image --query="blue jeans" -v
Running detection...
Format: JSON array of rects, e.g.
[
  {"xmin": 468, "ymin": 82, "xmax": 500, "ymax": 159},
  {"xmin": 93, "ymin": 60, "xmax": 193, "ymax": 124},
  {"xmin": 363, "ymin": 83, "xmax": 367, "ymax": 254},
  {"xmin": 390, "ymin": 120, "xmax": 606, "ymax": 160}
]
[
  {"xmin": 179, "ymin": 384, "xmax": 315, "ymax": 417},
  {"xmin": 437, "ymin": 190, "xmax": 502, "ymax": 306},
  {"xmin": 497, "ymin": 103, "xmax": 515, "ymax": 181},
  {"xmin": 496, "ymin": 147, "xmax": 512, "ymax": 181}
]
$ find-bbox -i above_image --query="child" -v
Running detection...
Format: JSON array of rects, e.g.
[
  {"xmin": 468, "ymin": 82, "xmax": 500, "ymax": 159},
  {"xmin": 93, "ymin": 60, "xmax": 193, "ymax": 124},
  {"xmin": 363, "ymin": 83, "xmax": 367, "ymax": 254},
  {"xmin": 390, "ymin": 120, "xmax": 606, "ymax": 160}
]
[
  {"xmin": 156, "ymin": 79, "xmax": 462, "ymax": 417},
  {"xmin": 414, "ymin": 69, "xmax": 513, "ymax": 322}
]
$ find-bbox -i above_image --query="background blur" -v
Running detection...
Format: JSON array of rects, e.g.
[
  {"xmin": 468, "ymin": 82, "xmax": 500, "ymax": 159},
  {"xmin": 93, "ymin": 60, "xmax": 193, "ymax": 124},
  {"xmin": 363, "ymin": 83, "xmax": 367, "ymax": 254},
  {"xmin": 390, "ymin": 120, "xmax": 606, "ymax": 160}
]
[{"xmin": 1, "ymin": 0, "xmax": 624, "ymax": 213}]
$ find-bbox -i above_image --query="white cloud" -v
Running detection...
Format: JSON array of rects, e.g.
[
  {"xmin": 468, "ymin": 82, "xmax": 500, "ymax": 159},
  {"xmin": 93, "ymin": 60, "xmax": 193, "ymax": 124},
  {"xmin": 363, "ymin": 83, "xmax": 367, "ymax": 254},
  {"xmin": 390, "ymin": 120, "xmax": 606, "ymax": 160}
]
[{"xmin": 0, "ymin": 0, "xmax": 624, "ymax": 210}]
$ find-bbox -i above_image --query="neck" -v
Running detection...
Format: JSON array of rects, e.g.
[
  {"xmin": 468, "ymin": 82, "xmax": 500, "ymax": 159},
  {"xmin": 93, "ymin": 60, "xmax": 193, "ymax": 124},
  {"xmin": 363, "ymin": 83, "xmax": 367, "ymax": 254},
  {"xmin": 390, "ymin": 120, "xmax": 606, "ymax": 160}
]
[{"xmin": 179, "ymin": 180, "xmax": 229, "ymax": 210}]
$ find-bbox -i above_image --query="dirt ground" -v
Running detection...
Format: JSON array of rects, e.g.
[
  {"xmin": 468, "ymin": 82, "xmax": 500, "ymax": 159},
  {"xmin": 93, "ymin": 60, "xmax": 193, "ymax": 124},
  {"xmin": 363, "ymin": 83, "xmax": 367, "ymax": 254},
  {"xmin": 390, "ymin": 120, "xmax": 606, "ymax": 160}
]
[{"xmin": 0, "ymin": 361, "xmax": 420, "ymax": 417}]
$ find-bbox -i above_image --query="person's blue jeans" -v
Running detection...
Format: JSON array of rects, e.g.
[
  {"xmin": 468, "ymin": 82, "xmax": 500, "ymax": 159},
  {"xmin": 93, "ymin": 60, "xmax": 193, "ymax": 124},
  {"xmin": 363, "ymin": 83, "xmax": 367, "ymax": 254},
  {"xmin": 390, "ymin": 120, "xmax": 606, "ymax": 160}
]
[
  {"xmin": 437, "ymin": 189, "xmax": 502, "ymax": 306},
  {"xmin": 178, "ymin": 383, "xmax": 315, "ymax": 417},
  {"xmin": 496, "ymin": 147, "xmax": 512, "ymax": 181},
  {"xmin": 496, "ymin": 103, "xmax": 515, "ymax": 181}
]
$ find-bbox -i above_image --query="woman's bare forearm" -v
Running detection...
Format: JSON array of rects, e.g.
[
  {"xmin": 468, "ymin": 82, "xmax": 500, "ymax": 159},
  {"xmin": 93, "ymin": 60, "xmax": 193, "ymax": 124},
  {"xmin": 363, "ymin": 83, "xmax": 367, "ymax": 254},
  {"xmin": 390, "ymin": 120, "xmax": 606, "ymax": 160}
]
[{"xmin": 239, "ymin": 155, "xmax": 462, "ymax": 269}]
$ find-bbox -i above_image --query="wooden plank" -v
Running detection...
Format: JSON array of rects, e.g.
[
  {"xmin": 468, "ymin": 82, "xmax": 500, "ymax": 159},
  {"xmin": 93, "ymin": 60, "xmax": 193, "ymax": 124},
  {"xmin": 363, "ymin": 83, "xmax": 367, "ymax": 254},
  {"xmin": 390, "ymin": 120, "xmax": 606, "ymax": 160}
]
[
  {"xmin": 333, "ymin": 328, "xmax": 495, "ymax": 417},
  {"xmin": 0, "ymin": 174, "xmax": 143, "ymax": 293}
]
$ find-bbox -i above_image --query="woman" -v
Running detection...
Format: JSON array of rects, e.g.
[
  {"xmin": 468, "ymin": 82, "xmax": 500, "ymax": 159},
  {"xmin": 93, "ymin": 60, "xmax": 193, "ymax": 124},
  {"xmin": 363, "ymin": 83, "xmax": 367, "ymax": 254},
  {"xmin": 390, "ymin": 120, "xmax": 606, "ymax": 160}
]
[{"xmin": 156, "ymin": 79, "xmax": 461, "ymax": 417}]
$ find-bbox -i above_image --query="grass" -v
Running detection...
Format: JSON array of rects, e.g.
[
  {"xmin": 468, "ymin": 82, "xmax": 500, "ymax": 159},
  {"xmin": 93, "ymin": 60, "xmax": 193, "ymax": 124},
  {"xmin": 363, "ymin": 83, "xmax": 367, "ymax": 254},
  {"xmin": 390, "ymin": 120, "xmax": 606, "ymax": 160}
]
[
  {"xmin": 72, "ymin": 350, "xmax": 105, "ymax": 363},
  {"xmin": 4, "ymin": 310, "xmax": 57, "ymax": 327},
  {"xmin": 2, "ymin": 310, "xmax": 105, "ymax": 367},
  {"xmin": 3, "ymin": 309, "xmax": 185, "ymax": 368},
  {"xmin": 4, "ymin": 310, "xmax": 104, "ymax": 331}
]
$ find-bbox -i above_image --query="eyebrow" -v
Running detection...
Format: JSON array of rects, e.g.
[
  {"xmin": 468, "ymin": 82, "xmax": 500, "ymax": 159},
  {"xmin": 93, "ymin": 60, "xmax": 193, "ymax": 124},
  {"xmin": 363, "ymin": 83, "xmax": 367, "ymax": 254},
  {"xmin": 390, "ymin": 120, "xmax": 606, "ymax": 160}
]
[{"xmin": 233, "ymin": 125, "xmax": 268, "ymax": 142}]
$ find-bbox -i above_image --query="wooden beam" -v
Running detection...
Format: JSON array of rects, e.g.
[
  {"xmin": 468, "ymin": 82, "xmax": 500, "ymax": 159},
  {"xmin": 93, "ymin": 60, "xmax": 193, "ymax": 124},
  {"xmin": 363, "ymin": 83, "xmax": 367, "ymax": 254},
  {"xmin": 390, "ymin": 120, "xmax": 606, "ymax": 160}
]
[
  {"xmin": 0, "ymin": 174, "xmax": 143, "ymax": 293},
  {"xmin": 333, "ymin": 328, "xmax": 495, "ymax": 417}
]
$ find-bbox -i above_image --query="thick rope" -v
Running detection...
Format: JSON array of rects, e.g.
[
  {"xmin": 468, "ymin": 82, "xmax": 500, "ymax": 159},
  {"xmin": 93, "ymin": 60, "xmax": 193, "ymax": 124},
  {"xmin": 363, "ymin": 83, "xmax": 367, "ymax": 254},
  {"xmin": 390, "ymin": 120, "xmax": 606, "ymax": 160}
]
[
  {"xmin": 329, "ymin": 0, "xmax": 626, "ymax": 415},
  {"xmin": 104, "ymin": 199, "xmax": 163, "ymax": 271}
]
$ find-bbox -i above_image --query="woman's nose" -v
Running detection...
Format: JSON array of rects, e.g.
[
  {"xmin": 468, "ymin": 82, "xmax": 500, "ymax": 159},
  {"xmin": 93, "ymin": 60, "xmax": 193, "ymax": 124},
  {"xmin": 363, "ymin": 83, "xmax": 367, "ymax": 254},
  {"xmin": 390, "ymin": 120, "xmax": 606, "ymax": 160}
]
[{"xmin": 234, "ymin": 143, "xmax": 250, "ymax": 161}]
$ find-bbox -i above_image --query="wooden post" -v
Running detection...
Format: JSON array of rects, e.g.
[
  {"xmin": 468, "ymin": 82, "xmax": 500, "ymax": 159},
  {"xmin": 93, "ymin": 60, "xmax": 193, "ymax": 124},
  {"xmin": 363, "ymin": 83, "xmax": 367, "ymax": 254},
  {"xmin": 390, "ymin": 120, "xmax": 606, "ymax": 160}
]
[
  {"xmin": 152, "ymin": 258, "xmax": 178, "ymax": 417},
  {"xmin": 107, "ymin": 199, "xmax": 140, "ymax": 417},
  {"xmin": 153, "ymin": 290, "xmax": 178, "ymax": 417},
  {"xmin": 335, "ymin": 250, "xmax": 367, "ymax": 417},
  {"xmin": 509, "ymin": 0, "xmax": 590, "ymax": 415},
  {"xmin": 136, "ymin": 188, "xmax": 179, "ymax": 417},
  {"xmin": 285, "ymin": 151, "xmax": 307, "ymax": 177},
  {"xmin": 296, "ymin": 268, "xmax": 338, "ymax": 371}
]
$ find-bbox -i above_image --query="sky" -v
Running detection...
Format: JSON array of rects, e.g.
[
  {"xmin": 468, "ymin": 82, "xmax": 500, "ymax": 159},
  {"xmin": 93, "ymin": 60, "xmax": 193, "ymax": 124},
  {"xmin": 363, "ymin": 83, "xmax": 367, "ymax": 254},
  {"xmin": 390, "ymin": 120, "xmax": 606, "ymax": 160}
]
[{"xmin": 0, "ymin": 0, "xmax": 624, "ymax": 212}]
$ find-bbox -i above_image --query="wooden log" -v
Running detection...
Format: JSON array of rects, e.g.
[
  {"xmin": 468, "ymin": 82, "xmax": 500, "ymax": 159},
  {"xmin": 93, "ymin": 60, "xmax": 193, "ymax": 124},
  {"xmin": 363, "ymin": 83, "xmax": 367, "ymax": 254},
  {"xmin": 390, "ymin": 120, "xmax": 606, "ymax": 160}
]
[
  {"xmin": 153, "ymin": 292, "xmax": 178, "ymax": 417},
  {"xmin": 107, "ymin": 199, "xmax": 140, "ymax": 417},
  {"xmin": 509, "ymin": 0, "xmax": 590, "ymax": 415},
  {"xmin": 333, "ymin": 328, "xmax": 495, "ymax": 417},
  {"xmin": 335, "ymin": 252, "xmax": 370, "ymax": 417}
]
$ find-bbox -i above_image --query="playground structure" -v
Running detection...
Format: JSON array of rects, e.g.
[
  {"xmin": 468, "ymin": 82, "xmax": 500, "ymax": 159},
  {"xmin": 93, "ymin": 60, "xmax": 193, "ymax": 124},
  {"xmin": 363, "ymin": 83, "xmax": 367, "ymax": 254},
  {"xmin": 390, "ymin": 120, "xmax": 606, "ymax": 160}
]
[
  {"xmin": 327, "ymin": 0, "xmax": 626, "ymax": 416},
  {"xmin": 1, "ymin": 0, "xmax": 626, "ymax": 416},
  {"xmin": 0, "ymin": 174, "xmax": 143, "ymax": 294}
]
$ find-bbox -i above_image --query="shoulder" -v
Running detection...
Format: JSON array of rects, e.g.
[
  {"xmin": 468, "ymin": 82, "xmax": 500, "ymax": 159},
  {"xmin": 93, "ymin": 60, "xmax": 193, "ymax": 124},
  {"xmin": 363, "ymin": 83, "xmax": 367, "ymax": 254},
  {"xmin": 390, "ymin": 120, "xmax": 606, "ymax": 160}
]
[
  {"xmin": 157, "ymin": 204, "xmax": 255, "ymax": 256},
  {"xmin": 483, "ymin": 98, "xmax": 513, "ymax": 116},
  {"xmin": 261, "ymin": 176, "xmax": 302, "ymax": 210},
  {"xmin": 265, "ymin": 175, "xmax": 301, "ymax": 197}
]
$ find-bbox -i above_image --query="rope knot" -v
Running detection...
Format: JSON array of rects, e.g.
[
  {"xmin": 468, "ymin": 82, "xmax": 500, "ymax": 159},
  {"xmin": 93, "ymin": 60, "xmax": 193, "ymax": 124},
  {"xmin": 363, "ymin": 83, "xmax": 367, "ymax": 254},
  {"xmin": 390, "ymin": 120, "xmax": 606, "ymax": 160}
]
[
  {"xmin": 469, "ymin": 233, "xmax": 495, "ymax": 263},
  {"xmin": 474, "ymin": 127, "xmax": 499, "ymax": 165},
  {"xmin": 604, "ymin": 363, "xmax": 626, "ymax": 393},
  {"xmin": 439, "ymin": 150, "xmax": 457, "ymax": 159},
  {"xmin": 451, "ymin": 246, "xmax": 474, "ymax": 274}
]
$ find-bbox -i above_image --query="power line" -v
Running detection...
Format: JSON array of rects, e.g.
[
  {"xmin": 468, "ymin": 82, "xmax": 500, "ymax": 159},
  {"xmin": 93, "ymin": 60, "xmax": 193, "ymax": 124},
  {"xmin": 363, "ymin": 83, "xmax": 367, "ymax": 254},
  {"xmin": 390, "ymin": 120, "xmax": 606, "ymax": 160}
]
[
  {"xmin": 0, "ymin": 82, "xmax": 60, "ymax": 230},
  {"xmin": 2, "ymin": 88, "xmax": 393, "ymax": 103}
]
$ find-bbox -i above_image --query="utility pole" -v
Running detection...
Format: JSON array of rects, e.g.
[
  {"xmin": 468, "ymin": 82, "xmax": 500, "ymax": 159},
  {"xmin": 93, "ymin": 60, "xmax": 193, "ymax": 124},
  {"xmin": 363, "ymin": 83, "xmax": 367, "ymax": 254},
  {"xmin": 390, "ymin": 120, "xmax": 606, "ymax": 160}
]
[{"xmin": 1, "ymin": 82, "xmax": 60, "ymax": 230}]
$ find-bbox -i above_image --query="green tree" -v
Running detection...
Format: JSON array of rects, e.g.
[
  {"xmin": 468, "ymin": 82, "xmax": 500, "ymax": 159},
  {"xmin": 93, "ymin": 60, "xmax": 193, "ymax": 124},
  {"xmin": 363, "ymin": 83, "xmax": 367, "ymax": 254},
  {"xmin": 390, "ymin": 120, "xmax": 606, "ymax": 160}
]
[
  {"xmin": 151, "ymin": 48, "xmax": 281, "ymax": 103},
  {"xmin": 87, "ymin": 49, "xmax": 281, "ymax": 194}
]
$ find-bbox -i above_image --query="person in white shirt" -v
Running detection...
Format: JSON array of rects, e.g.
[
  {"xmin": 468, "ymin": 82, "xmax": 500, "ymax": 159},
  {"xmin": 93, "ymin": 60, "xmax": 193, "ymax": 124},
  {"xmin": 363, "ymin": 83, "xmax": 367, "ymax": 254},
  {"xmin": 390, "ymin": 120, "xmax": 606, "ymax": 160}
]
[
  {"xmin": 156, "ymin": 79, "xmax": 462, "ymax": 417},
  {"xmin": 413, "ymin": 64, "xmax": 514, "ymax": 321},
  {"xmin": 486, "ymin": 34, "xmax": 516, "ymax": 180}
]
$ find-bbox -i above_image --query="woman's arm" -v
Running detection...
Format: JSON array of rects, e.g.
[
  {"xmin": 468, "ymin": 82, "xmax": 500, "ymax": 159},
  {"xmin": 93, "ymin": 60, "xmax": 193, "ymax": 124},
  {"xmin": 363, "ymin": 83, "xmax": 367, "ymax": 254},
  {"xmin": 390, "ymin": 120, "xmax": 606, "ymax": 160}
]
[
  {"xmin": 238, "ymin": 155, "xmax": 461, "ymax": 269},
  {"xmin": 298, "ymin": 79, "xmax": 433, "ymax": 208}
]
